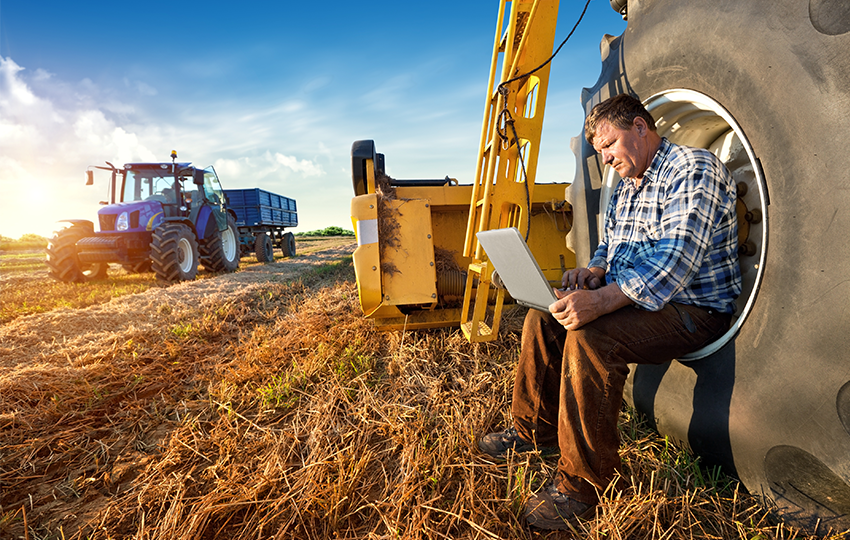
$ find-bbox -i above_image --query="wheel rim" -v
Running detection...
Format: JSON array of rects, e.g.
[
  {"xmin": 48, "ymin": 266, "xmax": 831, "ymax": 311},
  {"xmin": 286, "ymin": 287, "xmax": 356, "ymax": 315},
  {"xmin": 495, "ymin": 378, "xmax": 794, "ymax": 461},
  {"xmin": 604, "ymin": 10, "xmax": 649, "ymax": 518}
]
[
  {"xmin": 81, "ymin": 263, "xmax": 106, "ymax": 279},
  {"xmin": 177, "ymin": 237, "xmax": 194, "ymax": 274},
  {"xmin": 598, "ymin": 89, "xmax": 769, "ymax": 360},
  {"xmin": 222, "ymin": 226, "xmax": 237, "ymax": 261}
]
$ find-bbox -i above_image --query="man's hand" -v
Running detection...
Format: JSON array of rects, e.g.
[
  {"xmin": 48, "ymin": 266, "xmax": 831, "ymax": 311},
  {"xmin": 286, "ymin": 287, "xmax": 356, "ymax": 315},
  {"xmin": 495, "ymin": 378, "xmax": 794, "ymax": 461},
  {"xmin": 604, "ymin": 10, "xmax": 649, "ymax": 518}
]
[
  {"xmin": 562, "ymin": 267, "xmax": 605, "ymax": 291},
  {"xmin": 550, "ymin": 282, "xmax": 633, "ymax": 330}
]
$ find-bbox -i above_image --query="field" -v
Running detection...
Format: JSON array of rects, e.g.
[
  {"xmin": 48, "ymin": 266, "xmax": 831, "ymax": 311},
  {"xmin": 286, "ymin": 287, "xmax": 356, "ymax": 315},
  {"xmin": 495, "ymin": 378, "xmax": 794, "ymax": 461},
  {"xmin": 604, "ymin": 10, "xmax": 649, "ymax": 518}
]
[{"xmin": 0, "ymin": 239, "xmax": 837, "ymax": 539}]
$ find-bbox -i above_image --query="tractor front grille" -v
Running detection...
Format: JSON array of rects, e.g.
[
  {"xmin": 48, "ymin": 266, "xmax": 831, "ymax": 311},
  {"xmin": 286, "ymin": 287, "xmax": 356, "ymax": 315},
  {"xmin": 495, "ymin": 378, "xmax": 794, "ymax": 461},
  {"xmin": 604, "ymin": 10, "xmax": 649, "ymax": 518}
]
[
  {"xmin": 76, "ymin": 236, "xmax": 122, "ymax": 261},
  {"xmin": 77, "ymin": 236, "xmax": 123, "ymax": 248},
  {"xmin": 100, "ymin": 214, "xmax": 116, "ymax": 231},
  {"xmin": 78, "ymin": 250, "xmax": 121, "ymax": 263}
]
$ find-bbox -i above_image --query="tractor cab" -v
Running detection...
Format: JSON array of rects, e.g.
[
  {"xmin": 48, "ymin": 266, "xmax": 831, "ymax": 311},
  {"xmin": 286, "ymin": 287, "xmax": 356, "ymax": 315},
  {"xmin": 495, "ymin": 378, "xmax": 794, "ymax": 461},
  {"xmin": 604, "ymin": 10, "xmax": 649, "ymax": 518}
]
[
  {"xmin": 122, "ymin": 162, "xmax": 201, "ymax": 214},
  {"xmin": 111, "ymin": 160, "xmax": 229, "ymax": 232}
]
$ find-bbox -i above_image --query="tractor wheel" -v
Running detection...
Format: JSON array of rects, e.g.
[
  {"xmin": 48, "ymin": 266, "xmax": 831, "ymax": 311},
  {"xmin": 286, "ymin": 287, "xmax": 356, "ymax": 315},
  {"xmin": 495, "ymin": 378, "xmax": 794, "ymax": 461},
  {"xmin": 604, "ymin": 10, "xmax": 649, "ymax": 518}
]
[
  {"xmin": 200, "ymin": 214, "xmax": 240, "ymax": 273},
  {"xmin": 568, "ymin": 1, "xmax": 850, "ymax": 533},
  {"xmin": 150, "ymin": 223, "xmax": 199, "ymax": 283},
  {"xmin": 83, "ymin": 262, "xmax": 109, "ymax": 280},
  {"xmin": 254, "ymin": 233, "xmax": 273, "ymax": 263},
  {"xmin": 122, "ymin": 260, "xmax": 153, "ymax": 274},
  {"xmin": 281, "ymin": 232, "xmax": 296, "ymax": 258},
  {"xmin": 46, "ymin": 224, "xmax": 104, "ymax": 283}
]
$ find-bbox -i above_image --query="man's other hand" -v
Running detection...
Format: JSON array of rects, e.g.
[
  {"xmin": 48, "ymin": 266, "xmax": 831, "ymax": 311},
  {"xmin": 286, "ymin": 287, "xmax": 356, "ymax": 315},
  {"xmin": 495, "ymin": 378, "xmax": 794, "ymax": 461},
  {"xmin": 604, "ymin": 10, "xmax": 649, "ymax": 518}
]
[
  {"xmin": 550, "ymin": 282, "xmax": 633, "ymax": 330},
  {"xmin": 561, "ymin": 267, "xmax": 605, "ymax": 291}
]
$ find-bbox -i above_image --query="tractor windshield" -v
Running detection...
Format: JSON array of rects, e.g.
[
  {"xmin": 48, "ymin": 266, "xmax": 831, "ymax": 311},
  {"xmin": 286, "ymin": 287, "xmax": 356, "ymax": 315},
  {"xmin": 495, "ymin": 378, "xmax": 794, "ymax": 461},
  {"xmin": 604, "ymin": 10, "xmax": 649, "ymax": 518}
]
[{"xmin": 122, "ymin": 166, "xmax": 186, "ymax": 204}]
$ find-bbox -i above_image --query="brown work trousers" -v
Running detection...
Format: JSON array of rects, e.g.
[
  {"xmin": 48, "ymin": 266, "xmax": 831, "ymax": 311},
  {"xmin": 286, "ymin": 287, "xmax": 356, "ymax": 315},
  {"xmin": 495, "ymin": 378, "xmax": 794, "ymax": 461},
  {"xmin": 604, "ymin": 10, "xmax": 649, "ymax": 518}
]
[{"xmin": 512, "ymin": 302, "xmax": 730, "ymax": 505}]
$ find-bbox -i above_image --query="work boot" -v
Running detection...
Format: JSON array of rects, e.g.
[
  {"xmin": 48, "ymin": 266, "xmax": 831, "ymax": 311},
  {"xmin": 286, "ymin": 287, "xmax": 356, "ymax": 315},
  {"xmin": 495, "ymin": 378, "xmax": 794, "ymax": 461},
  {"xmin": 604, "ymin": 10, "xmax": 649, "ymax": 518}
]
[
  {"xmin": 524, "ymin": 482, "xmax": 595, "ymax": 530},
  {"xmin": 477, "ymin": 427, "xmax": 558, "ymax": 460}
]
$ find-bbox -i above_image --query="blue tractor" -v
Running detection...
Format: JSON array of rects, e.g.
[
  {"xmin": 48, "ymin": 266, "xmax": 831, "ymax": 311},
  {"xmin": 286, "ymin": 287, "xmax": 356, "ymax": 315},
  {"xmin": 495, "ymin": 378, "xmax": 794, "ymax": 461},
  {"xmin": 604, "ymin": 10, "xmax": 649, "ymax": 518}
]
[{"xmin": 46, "ymin": 151, "xmax": 240, "ymax": 283}]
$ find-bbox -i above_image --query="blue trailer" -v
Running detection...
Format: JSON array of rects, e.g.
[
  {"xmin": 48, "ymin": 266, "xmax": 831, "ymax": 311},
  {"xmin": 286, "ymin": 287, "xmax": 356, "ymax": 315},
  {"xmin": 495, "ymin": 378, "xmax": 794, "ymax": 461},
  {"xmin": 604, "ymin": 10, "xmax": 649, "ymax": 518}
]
[{"xmin": 223, "ymin": 188, "xmax": 298, "ymax": 262}]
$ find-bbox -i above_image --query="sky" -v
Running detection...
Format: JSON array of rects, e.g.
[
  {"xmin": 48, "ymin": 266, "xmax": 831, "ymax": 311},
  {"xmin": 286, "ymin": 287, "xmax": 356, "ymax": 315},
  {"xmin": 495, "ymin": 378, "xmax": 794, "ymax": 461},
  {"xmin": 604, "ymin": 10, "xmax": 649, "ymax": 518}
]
[{"xmin": 0, "ymin": 1, "xmax": 626, "ymax": 239}]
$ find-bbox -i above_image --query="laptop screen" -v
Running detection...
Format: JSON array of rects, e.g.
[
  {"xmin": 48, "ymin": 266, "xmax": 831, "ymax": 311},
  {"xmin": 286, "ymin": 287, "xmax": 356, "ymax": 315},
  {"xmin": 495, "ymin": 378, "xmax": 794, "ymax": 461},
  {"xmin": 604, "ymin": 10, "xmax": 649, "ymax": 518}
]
[{"xmin": 476, "ymin": 227, "xmax": 558, "ymax": 313}]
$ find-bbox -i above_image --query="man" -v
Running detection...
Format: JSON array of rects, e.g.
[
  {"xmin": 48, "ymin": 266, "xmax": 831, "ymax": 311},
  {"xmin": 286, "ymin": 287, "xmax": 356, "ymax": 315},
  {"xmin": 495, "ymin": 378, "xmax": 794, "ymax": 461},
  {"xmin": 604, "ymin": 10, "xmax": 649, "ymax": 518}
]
[{"xmin": 478, "ymin": 93, "xmax": 742, "ymax": 530}]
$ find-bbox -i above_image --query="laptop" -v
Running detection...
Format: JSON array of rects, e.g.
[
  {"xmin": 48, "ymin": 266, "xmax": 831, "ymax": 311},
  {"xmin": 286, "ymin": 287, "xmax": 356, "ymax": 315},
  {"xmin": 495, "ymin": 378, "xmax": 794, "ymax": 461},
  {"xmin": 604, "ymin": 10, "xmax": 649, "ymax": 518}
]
[{"xmin": 476, "ymin": 227, "xmax": 558, "ymax": 313}]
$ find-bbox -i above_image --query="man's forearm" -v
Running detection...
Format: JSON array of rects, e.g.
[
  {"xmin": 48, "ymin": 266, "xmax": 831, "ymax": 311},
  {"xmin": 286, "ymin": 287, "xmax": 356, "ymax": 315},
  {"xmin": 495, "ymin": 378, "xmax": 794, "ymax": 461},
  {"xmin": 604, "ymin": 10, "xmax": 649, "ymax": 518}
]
[
  {"xmin": 595, "ymin": 282, "xmax": 634, "ymax": 315},
  {"xmin": 549, "ymin": 280, "xmax": 634, "ymax": 330}
]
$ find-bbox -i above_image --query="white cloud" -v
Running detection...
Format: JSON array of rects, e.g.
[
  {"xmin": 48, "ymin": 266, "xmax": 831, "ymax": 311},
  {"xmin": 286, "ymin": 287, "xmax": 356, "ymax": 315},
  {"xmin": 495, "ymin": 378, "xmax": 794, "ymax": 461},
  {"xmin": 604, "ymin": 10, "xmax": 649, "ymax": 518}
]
[
  {"xmin": 0, "ymin": 56, "xmax": 159, "ymax": 237},
  {"xmin": 1, "ymin": 58, "xmax": 37, "ymax": 105},
  {"xmin": 211, "ymin": 152, "xmax": 324, "ymax": 185},
  {"xmin": 0, "ymin": 155, "xmax": 29, "ymax": 179},
  {"xmin": 32, "ymin": 68, "xmax": 53, "ymax": 83},
  {"xmin": 136, "ymin": 81, "xmax": 158, "ymax": 96},
  {"xmin": 211, "ymin": 157, "xmax": 248, "ymax": 178},
  {"xmin": 122, "ymin": 77, "xmax": 158, "ymax": 97},
  {"xmin": 273, "ymin": 152, "xmax": 324, "ymax": 176}
]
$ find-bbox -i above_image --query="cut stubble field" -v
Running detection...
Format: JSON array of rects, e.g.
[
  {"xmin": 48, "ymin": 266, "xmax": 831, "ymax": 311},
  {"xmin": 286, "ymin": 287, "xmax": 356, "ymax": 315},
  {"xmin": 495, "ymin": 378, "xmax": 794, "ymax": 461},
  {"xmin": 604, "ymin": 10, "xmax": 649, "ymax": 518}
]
[{"xmin": 0, "ymin": 237, "xmax": 834, "ymax": 539}]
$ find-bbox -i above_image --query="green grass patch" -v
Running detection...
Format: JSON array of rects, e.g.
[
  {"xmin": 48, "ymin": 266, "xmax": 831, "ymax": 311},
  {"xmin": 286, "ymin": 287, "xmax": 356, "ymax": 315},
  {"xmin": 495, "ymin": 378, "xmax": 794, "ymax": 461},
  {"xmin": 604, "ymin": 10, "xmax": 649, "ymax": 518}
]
[
  {"xmin": 0, "ymin": 250, "xmax": 47, "ymax": 274},
  {"xmin": 0, "ymin": 273, "xmax": 156, "ymax": 324},
  {"xmin": 0, "ymin": 234, "xmax": 49, "ymax": 251},
  {"xmin": 258, "ymin": 370, "xmax": 309, "ymax": 410},
  {"xmin": 295, "ymin": 226, "xmax": 354, "ymax": 237}
]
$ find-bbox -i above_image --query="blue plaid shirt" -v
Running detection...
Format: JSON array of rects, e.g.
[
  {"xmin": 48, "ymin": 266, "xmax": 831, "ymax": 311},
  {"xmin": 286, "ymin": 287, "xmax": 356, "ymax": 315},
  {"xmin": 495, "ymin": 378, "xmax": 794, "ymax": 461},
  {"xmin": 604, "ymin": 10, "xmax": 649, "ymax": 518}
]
[{"xmin": 588, "ymin": 138, "xmax": 742, "ymax": 314}]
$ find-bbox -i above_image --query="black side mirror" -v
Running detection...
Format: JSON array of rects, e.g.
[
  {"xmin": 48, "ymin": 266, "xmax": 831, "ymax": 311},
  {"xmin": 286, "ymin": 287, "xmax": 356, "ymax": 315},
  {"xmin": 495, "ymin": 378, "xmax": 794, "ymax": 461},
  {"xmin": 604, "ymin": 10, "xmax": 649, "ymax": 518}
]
[{"xmin": 193, "ymin": 169, "xmax": 205, "ymax": 186}]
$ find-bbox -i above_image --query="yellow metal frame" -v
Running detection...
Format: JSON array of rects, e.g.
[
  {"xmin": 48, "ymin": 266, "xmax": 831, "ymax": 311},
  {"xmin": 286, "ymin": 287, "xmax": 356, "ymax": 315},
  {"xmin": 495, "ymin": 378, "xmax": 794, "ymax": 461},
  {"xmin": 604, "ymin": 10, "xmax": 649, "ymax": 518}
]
[
  {"xmin": 460, "ymin": 261, "xmax": 506, "ymax": 341},
  {"xmin": 461, "ymin": 0, "xmax": 561, "ymax": 341}
]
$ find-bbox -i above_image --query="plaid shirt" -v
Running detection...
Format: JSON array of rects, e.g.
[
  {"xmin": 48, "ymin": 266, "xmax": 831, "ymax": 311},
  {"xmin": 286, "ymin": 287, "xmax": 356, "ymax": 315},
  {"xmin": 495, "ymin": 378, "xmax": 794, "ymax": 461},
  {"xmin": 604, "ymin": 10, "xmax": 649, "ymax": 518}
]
[{"xmin": 588, "ymin": 138, "xmax": 742, "ymax": 314}]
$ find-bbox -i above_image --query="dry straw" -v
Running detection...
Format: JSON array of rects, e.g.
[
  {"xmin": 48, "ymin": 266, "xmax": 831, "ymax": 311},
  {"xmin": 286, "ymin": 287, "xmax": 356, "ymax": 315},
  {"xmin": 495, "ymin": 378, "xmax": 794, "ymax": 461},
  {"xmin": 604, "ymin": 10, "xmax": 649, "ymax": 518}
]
[{"xmin": 0, "ymin": 248, "xmax": 843, "ymax": 539}]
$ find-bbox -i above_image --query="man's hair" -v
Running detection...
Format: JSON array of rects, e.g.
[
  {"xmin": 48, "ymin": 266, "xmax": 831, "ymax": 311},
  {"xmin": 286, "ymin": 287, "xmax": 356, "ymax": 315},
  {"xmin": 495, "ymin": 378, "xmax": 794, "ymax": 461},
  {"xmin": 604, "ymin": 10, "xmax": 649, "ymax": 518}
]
[{"xmin": 585, "ymin": 93, "xmax": 657, "ymax": 144}]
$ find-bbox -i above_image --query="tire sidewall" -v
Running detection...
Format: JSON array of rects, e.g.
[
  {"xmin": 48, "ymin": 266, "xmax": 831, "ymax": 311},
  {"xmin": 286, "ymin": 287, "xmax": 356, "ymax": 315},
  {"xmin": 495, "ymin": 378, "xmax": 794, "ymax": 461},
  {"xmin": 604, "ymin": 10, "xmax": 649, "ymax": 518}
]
[
  {"xmin": 46, "ymin": 224, "xmax": 92, "ymax": 283},
  {"xmin": 221, "ymin": 214, "xmax": 240, "ymax": 271},
  {"xmin": 282, "ymin": 232, "xmax": 296, "ymax": 258},
  {"xmin": 151, "ymin": 222, "xmax": 199, "ymax": 282},
  {"xmin": 255, "ymin": 233, "xmax": 273, "ymax": 263}
]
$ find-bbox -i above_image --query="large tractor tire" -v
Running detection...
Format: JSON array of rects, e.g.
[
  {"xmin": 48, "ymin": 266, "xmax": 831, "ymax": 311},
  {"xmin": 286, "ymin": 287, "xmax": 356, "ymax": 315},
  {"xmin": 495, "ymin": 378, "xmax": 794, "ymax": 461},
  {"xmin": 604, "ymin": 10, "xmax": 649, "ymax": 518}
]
[
  {"xmin": 566, "ymin": 1, "xmax": 850, "ymax": 533},
  {"xmin": 46, "ymin": 224, "xmax": 108, "ymax": 282},
  {"xmin": 254, "ymin": 232, "xmax": 273, "ymax": 263},
  {"xmin": 200, "ymin": 214, "xmax": 240, "ymax": 273},
  {"xmin": 281, "ymin": 231, "xmax": 296, "ymax": 258},
  {"xmin": 150, "ymin": 223, "xmax": 199, "ymax": 283}
]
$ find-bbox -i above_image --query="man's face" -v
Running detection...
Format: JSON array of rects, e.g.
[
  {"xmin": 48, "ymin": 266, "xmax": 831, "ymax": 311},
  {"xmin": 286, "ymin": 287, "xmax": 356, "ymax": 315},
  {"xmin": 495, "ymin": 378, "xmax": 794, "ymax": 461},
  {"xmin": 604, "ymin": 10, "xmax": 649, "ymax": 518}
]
[{"xmin": 591, "ymin": 119, "xmax": 652, "ymax": 180}]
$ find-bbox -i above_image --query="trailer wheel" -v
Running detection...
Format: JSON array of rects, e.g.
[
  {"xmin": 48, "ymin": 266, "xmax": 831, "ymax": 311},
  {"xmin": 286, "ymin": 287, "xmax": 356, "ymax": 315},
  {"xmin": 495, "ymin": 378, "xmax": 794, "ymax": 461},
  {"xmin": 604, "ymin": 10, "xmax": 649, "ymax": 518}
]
[
  {"xmin": 570, "ymin": 2, "xmax": 850, "ymax": 533},
  {"xmin": 150, "ymin": 223, "xmax": 199, "ymax": 282},
  {"xmin": 200, "ymin": 214, "xmax": 240, "ymax": 273},
  {"xmin": 46, "ymin": 224, "xmax": 105, "ymax": 282},
  {"xmin": 254, "ymin": 233, "xmax": 273, "ymax": 263},
  {"xmin": 281, "ymin": 232, "xmax": 296, "ymax": 258}
]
